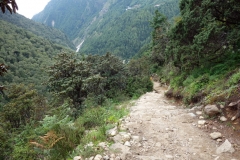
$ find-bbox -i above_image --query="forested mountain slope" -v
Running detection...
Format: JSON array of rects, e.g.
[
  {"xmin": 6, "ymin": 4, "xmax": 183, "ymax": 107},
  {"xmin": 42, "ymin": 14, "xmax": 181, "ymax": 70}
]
[
  {"xmin": 0, "ymin": 12, "xmax": 75, "ymax": 49},
  {"xmin": 0, "ymin": 19, "xmax": 73, "ymax": 94},
  {"xmin": 32, "ymin": 0, "xmax": 180, "ymax": 58},
  {"xmin": 148, "ymin": 0, "xmax": 240, "ymax": 107}
]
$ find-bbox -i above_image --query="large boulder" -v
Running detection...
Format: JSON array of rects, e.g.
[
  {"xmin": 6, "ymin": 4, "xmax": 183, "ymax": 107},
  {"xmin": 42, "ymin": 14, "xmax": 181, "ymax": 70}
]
[{"xmin": 204, "ymin": 104, "xmax": 220, "ymax": 116}]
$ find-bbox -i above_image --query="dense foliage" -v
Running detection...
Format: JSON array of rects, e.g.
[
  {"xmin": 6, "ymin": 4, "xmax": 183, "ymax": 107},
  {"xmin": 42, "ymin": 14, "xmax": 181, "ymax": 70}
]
[
  {"xmin": 149, "ymin": 0, "xmax": 240, "ymax": 104},
  {"xmin": 0, "ymin": 19, "xmax": 72, "ymax": 97},
  {"xmin": 33, "ymin": 0, "xmax": 180, "ymax": 59}
]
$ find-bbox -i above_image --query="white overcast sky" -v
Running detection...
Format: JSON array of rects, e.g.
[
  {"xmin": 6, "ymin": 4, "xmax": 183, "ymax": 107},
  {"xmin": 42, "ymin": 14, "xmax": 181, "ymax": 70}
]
[{"xmin": 16, "ymin": 0, "xmax": 51, "ymax": 19}]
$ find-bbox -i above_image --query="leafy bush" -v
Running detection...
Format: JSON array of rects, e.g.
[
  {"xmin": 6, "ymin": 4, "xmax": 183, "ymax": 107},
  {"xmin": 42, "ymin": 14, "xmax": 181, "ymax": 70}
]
[
  {"xmin": 228, "ymin": 69, "xmax": 240, "ymax": 86},
  {"xmin": 126, "ymin": 76, "xmax": 153, "ymax": 98}
]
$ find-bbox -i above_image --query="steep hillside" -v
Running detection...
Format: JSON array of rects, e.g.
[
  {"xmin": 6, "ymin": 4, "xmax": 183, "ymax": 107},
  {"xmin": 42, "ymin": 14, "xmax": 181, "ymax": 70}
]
[
  {"xmin": 0, "ymin": 19, "xmax": 74, "ymax": 94},
  {"xmin": 32, "ymin": 0, "xmax": 180, "ymax": 58},
  {"xmin": 0, "ymin": 12, "xmax": 75, "ymax": 49}
]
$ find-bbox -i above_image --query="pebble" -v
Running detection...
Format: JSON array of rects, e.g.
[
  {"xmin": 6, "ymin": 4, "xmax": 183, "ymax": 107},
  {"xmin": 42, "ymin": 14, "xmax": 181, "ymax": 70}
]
[
  {"xmin": 196, "ymin": 111, "xmax": 202, "ymax": 115},
  {"xmin": 73, "ymin": 156, "xmax": 82, "ymax": 160},
  {"xmin": 103, "ymin": 155, "xmax": 110, "ymax": 160},
  {"xmin": 210, "ymin": 132, "xmax": 222, "ymax": 139},
  {"xmin": 142, "ymin": 137, "xmax": 147, "ymax": 141},
  {"xmin": 124, "ymin": 141, "xmax": 131, "ymax": 147},
  {"xmin": 199, "ymin": 116, "xmax": 204, "ymax": 119},
  {"xmin": 188, "ymin": 113, "xmax": 196, "ymax": 117},
  {"xmin": 94, "ymin": 154, "xmax": 102, "ymax": 160},
  {"xmin": 220, "ymin": 116, "xmax": 227, "ymax": 122},
  {"xmin": 217, "ymin": 139, "xmax": 222, "ymax": 142},
  {"xmin": 110, "ymin": 154, "xmax": 116, "ymax": 158},
  {"xmin": 198, "ymin": 120, "xmax": 206, "ymax": 125},
  {"xmin": 115, "ymin": 156, "xmax": 121, "ymax": 160},
  {"xmin": 165, "ymin": 155, "xmax": 174, "ymax": 159}
]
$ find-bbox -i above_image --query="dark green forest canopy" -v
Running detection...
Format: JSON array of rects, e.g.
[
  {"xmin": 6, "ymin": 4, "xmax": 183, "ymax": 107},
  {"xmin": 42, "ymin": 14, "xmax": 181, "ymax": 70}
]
[
  {"xmin": 149, "ymin": 0, "xmax": 240, "ymax": 104},
  {"xmin": 0, "ymin": 20, "xmax": 73, "ymax": 94},
  {"xmin": 164, "ymin": 0, "xmax": 240, "ymax": 71}
]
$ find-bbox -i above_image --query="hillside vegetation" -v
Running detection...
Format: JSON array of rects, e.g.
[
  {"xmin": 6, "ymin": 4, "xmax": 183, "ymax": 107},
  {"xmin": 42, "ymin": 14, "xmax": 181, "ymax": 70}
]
[
  {"xmin": 0, "ymin": 20, "xmax": 73, "ymax": 95},
  {"xmin": 0, "ymin": 0, "xmax": 240, "ymax": 159},
  {"xmin": 33, "ymin": 0, "xmax": 180, "ymax": 58},
  {"xmin": 0, "ymin": 12, "xmax": 75, "ymax": 49},
  {"xmin": 145, "ymin": 0, "xmax": 240, "ymax": 106},
  {"xmin": 0, "ymin": 10, "xmax": 152, "ymax": 159}
]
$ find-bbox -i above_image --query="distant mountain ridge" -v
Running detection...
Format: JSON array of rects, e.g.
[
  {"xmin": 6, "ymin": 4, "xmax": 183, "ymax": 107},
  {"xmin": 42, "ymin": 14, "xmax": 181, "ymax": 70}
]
[{"xmin": 33, "ymin": 0, "xmax": 180, "ymax": 58}]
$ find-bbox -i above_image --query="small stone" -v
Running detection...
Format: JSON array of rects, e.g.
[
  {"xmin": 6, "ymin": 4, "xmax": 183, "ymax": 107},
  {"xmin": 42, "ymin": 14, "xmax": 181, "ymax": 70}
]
[
  {"xmin": 196, "ymin": 111, "xmax": 202, "ymax": 115},
  {"xmin": 122, "ymin": 133, "xmax": 131, "ymax": 142},
  {"xmin": 110, "ymin": 154, "xmax": 115, "ymax": 158},
  {"xmin": 73, "ymin": 156, "xmax": 82, "ymax": 160},
  {"xmin": 94, "ymin": 154, "xmax": 103, "ymax": 160},
  {"xmin": 199, "ymin": 116, "xmax": 204, "ymax": 119},
  {"xmin": 89, "ymin": 157, "xmax": 94, "ymax": 160},
  {"xmin": 216, "ymin": 139, "xmax": 235, "ymax": 154},
  {"xmin": 220, "ymin": 105, "xmax": 224, "ymax": 109},
  {"xmin": 165, "ymin": 155, "xmax": 174, "ymax": 159},
  {"xmin": 214, "ymin": 156, "xmax": 219, "ymax": 160},
  {"xmin": 115, "ymin": 156, "xmax": 121, "ymax": 160},
  {"xmin": 204, "ymin": 105, "xmax": 220, "ymax": 116},
  {"xmin": 124, "ymin": 141, "xmax": 131, "ymax": 147},
  {"xmin": 213, "ymin": 126, "xmax": 217, "ymax": 130},
  {"xmin": 106, "ymin": 127, "xmax": 118, "ymax": 137},
  {"xmin": 228, "ymin": 101, "xmax": 239, "ymax": 107},
  {"xmin": 210, "ymin": 132, "xmax": 222, "ymax": 139},
  {"xmin": 198, "ymin": 120, "xmax": 206, "ymax": 125},
  {"xmin": 217, "ymin": 139, "xmax": 222, "ymax": 142},
  {"xmin": 220, "ymin": 116, "xmax": 227, "ymax": 122},
  {"xmin": 98, "ymin": 142, "xmax": 108, "ymax": 148},
  {"xmin": 188, "ymin": 113, "xmax": 196, "ymax": 117},
  {"xmin": 103, "ymin": 155, "xmax": 110, "ymax": 160},
  {"xmin": 131, "ymin": 135, "xmax": 140, "ymax": 143},
  {"xmin": 142, "ymin": 137, "xmax": 147, "ymax": 141}
]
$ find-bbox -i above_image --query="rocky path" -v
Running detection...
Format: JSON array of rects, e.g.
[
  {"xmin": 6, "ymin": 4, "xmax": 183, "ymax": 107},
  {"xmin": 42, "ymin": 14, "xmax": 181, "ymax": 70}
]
[
  {"xmin": 107, "ymin": 82, "xmax": 240, "ymax": 160},
  {"xmin": 78, "ymin": 82, "xmax": 240, "ymax": 160}
]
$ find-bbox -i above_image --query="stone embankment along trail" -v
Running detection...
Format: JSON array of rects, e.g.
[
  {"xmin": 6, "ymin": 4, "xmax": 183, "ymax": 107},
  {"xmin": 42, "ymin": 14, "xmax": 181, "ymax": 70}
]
[{"xmin": 122, "ymin": 82, "xmax": 239, "ymax": 160}]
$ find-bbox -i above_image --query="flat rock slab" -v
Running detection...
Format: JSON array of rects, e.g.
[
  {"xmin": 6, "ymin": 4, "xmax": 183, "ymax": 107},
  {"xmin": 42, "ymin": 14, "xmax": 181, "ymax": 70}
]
[{"xmin": 216, "ymin": 139, "xmax": 235, "ymax": 154}]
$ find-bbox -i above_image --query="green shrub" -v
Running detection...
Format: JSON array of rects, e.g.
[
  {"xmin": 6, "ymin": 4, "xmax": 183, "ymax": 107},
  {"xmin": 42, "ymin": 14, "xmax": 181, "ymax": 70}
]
[
  {"xmin": 126, "ymin": 76, "xmax": 153, "ymax": 98},
  {"xmin": 228, "ymin": 69, "xmax": 240, "ymax": 86}
]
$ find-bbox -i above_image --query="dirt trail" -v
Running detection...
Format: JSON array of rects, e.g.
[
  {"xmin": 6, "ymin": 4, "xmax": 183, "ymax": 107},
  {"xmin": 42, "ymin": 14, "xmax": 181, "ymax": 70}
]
[{"xmin": 122, "ymin": 82, "xmax": 240, "ymax": 160}]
